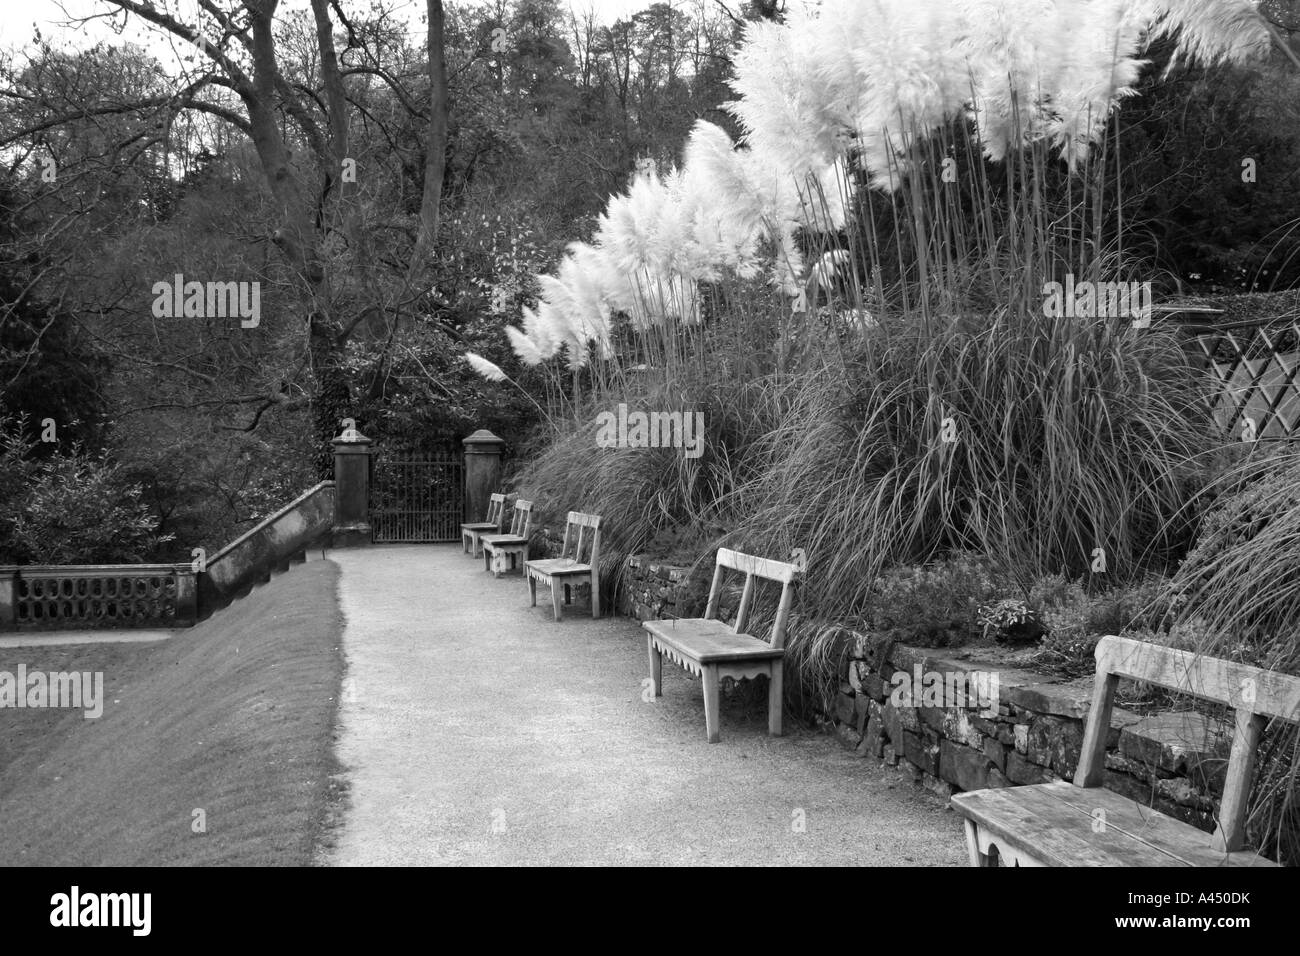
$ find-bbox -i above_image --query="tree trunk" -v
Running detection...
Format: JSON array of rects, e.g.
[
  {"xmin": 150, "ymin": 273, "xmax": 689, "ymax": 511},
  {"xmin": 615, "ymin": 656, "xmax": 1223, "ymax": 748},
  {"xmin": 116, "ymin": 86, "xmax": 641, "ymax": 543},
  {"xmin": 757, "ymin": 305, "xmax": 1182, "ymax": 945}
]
[{"xmin": 409, "ymin": 0, "xmax": 450, "ymax": 282}]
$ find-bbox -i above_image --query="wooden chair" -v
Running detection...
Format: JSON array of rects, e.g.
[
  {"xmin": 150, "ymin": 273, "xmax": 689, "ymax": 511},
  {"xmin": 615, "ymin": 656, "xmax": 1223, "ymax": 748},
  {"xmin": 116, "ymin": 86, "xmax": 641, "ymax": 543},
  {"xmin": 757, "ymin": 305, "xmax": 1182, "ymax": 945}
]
[
  {"xmin": 461, "ymin": 492, "xmax": 507, "ymax": 557},
  {"xmin": 480, "ymin": 498, "xmax": 533, "ymax": 578},
  {"xmin": 642, "ymin": 548, "xmax": 800, "ymax": 743},
  {"xmin": 951, "ymin": 634, "xmax": 1299, "ymax": 866},
  {"xmin": 524, "ymin": 511, "xmax": 601, "ymax": 621}
]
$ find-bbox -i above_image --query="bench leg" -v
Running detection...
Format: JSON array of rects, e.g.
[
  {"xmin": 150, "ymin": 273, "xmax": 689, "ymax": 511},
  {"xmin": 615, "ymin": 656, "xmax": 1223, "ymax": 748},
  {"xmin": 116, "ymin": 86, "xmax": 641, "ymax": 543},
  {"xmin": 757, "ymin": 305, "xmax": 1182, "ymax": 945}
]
[
  {"xmin": 702, "ymin": 664, "xmax": 721, "ymax": 743},
  {"xmin": 492, "ymin": 548, "xmax": 512, "ymax": 579},
  {"xmin": 768, "ymin": 661, "xmax": 784, "ymax": 736},
  {"xmin": 550, "ymin": 578, "xmax": 563, "ymax": 622},
  {"xmin": 483, "ymin": 548, "xmax": 491, "ymax": 573},
  {"xmin": 647, "ymin": 637, "xmax": 662, "ymax": 697},
  {"xmin": 963, "ymin": 819, "xmax": 990, "ymax": 867},
  {"xmin": 591, "ymin": 577, "xmax": 600, "ymax": 619},
  {"xmin": 528, "ymin": 573, "xmax": 537, "ymax": 607}
]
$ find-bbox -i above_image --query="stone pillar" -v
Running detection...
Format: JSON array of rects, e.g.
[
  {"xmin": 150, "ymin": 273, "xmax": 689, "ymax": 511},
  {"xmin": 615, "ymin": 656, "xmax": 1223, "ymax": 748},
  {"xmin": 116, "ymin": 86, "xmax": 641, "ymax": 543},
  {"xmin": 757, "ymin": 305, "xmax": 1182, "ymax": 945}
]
[
  {"xmin": 174, "ymin": 566, "xmax": 198, "ymax": 626},
  {"xmin": 0, "ymin": 567, "xmax": 16, "ymax": 630},
  {"xmin": 462, "ymin": 429, "xmax": 505, "ymax": 522},
  {"xmin": 332, "ymin": 429, "xmax": 374, "ymax": 548}
]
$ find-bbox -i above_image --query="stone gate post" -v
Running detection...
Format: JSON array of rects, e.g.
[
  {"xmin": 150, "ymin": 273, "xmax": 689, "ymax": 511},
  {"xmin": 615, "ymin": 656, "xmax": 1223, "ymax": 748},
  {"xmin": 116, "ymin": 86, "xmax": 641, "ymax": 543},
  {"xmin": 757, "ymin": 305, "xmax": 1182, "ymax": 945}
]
[
  {"xmin": 332, "ymin": 429, "xmax": 373, "ymax": 548},
  {"xmin": 462, "ymin": 429, "xmax": 505, "ymax": 523}
]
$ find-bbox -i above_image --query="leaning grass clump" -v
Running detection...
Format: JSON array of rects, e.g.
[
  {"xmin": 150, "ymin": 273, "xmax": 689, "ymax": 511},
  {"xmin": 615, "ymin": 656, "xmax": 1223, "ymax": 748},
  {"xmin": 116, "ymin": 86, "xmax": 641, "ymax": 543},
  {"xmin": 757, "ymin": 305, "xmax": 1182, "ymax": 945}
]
[
  {"xmin": 1168, "ymin": 444, "xmax": 1300, "ymax": 674},
  {"xmin": 735, "ymin": 310, "xmax": 1209, "ymax": 578},
  {"xmin": 511, "ymin": 422, "xmax": 695, "ymax": 603},
  {"xmin": 1106, "ymin": 443, "xmax": 1300, "ymax": 865},
  {"xmin": 716, "ymin": 308, "xmax": 1215, "ymax": 688},
  {"xmin": 509, "ymin": 364, "xmax": 806, "ymax": 605}
]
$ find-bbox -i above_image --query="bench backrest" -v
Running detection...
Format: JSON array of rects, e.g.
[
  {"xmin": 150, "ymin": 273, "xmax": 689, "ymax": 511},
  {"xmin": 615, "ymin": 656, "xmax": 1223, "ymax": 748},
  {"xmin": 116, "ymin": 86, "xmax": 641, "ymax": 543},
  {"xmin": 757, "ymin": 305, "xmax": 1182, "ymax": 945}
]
[
  {"xmin": 703, "ymin": 548, "xmax": 801, "ymax": 650},
  {"xmin": 1076, "ymin": 634, "xmax": 1300, "ymax": 853},
  {"xmin": 559, "ymin": 511, "xmax": 601, "ymax": 569},
  {"xmin": 485, "ymin": 493, "xmax": 507, "ymax": 531},
  {"xmin": 506, "ymin": 499, "xmax": 533, "ymax": 537}
]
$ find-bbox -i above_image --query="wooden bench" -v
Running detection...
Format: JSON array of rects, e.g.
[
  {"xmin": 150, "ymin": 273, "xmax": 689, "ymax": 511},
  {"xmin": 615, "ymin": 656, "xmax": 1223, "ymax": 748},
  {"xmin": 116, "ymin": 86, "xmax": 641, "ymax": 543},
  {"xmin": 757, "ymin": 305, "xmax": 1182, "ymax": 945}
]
[
  {"xmin": 951, "ymin": 634, "xmax": 1299, "ymax": 866},
  {"xmin": 461, "ymin": 492, "xmax": 507, "ymax": 557},
  {"xmin": 524, "ymin": 511, "xmax": 601, "ymax": 621},
  {"xmin": 480, "ymin": 498, "xmax": 533, "ymax": 578},
  {"xmin": 643, "ymin": 548, "xmax": 800, "ymax": 743}
]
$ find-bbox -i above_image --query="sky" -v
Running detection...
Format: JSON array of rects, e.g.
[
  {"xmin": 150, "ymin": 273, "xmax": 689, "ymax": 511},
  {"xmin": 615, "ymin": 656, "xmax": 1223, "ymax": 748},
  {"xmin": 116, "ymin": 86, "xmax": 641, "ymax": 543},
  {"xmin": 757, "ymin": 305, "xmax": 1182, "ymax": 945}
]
[{"xmin": 0, "ymin": 0, "xmax": 655, "ymax": 61}]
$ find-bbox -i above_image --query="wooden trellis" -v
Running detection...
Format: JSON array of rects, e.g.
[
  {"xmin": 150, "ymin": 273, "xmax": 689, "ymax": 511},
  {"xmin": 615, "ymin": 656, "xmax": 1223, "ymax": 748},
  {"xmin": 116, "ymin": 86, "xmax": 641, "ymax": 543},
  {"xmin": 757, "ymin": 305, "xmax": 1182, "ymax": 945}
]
[{"xmin": 1160, "ymin": 306, "xmax": 1300, "ymax": 441}]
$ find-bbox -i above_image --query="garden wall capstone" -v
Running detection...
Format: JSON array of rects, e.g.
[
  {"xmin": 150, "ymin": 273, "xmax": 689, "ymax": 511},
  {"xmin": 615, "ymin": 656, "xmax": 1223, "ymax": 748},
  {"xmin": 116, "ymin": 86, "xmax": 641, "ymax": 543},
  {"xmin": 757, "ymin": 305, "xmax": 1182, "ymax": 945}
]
[
  {"xmin": 199, "ymin": 480, "xmax": 335, "ymax": 616},
  {"xmin": 614, "ymin": 557, "xmax": 1233, "ymax": 836}
]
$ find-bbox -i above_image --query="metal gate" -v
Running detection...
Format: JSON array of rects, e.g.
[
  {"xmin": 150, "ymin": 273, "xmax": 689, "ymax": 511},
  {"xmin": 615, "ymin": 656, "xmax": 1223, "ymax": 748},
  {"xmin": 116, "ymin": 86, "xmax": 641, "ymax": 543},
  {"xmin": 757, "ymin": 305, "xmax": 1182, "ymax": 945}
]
[{"xmin": 370, "ymin": 455, "xmax": 464, "ymax": 543}]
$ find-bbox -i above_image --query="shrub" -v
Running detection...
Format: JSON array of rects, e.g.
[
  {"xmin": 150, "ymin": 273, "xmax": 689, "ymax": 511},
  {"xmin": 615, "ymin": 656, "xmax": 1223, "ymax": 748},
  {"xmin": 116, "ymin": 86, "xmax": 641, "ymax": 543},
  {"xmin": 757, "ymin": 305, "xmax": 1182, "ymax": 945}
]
[
  {"xmin": 862, "ymin": 551, "xmax": 1003, "ymax": 645},
  {"xmin": 976, "ymin": 597, "xmax": 1039, "ymax": 643},
  {"xmin": 1, "ymin": 419, "xmax": 171, "ymax": 564},
  {"xmin": 1027, "ymin": 574, "xmax": 1179, "ymax": 677}
]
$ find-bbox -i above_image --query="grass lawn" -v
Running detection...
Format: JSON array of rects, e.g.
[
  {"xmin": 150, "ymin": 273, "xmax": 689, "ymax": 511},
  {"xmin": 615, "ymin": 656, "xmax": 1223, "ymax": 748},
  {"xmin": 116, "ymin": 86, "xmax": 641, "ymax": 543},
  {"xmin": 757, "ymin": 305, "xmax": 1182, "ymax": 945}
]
[{"xmin": 0, "ymin": 559, "xmax": 345, "ymax": 865}]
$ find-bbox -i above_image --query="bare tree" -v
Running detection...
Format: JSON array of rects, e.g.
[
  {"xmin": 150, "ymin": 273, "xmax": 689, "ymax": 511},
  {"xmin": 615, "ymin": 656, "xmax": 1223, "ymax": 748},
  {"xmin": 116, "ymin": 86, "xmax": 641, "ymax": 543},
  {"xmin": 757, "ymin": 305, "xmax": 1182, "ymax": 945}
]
[{"xmin": 6, "ymin": 0, "xmax": 452, "ymax": 468}]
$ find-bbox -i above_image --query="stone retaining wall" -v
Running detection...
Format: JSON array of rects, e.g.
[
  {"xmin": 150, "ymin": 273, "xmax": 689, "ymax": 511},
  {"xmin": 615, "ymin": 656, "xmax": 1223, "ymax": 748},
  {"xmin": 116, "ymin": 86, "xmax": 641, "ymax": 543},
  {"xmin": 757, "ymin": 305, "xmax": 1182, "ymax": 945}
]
[
  {"xmin": 826, "ymin": 630, "xmax": 1229, "ymax": 833},
  {"xmin": 620, "ymin": 555, "xmax": 693, "ymax": 620}
]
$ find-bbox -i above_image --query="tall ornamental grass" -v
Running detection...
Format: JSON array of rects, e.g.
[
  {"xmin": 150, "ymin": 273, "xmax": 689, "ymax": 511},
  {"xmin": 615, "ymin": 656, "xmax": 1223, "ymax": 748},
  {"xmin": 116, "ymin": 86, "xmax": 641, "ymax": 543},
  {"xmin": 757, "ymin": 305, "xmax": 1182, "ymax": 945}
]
[{"xmin": 726, "ymin": 308, "xmax": 1215, "ymax": 600}]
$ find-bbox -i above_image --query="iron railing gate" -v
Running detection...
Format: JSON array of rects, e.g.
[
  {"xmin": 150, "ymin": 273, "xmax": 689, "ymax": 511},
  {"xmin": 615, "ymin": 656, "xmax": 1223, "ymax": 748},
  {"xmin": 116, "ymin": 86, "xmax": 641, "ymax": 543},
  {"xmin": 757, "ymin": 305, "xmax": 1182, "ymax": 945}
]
[{"xmin": 370, "ymin": 455, "xmax": 464, "ymax": 543}]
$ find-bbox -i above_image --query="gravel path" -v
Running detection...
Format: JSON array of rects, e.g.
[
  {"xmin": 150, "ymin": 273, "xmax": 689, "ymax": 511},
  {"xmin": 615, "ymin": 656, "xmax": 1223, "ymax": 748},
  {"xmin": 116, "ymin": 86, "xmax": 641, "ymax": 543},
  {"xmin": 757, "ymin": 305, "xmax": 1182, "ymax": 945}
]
[{"xmin": 325, "ymin": 544, "xmax": 965, "ymax": 866}]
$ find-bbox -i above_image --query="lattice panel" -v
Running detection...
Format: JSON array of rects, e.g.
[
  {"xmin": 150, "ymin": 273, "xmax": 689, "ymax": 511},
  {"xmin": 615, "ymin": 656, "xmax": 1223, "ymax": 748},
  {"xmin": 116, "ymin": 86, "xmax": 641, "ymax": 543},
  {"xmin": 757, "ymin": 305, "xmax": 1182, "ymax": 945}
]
[
  {"xmin": 15, "ymin": 571, "xmax": 184, "ymax": 630},
  {"xmin": 1185, "ymin": 319, "xmax": 1300, "ymax": 440}
]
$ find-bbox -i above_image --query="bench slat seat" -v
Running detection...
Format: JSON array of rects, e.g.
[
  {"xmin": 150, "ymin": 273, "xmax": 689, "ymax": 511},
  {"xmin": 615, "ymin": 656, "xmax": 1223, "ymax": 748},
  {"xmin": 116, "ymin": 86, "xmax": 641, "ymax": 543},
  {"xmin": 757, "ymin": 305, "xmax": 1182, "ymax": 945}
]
[
  {"xmin": 481, "ymin": 499, "xmax": 533, "ymax": 577},
  {"xmin": 524, "ymin": 558, "xmax": 592, "ymax": 576},
  {"xmin": 951, "ymin": 634, "xmax": 1299, "ymax": 867},
  {"xmin": 643, "ymin": 619, "xmax": 784, "ymax": 664},
  {"xmin": 954, "ymin": 781, "xmax": 1276, "ymax": 868},
  {"xmin": 524, "ymin": 512, "xmax": 601, "ymax": 621},
  {"xmin": 642, "ymin": 547, "xmax": 801, "ymax": 742}
]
